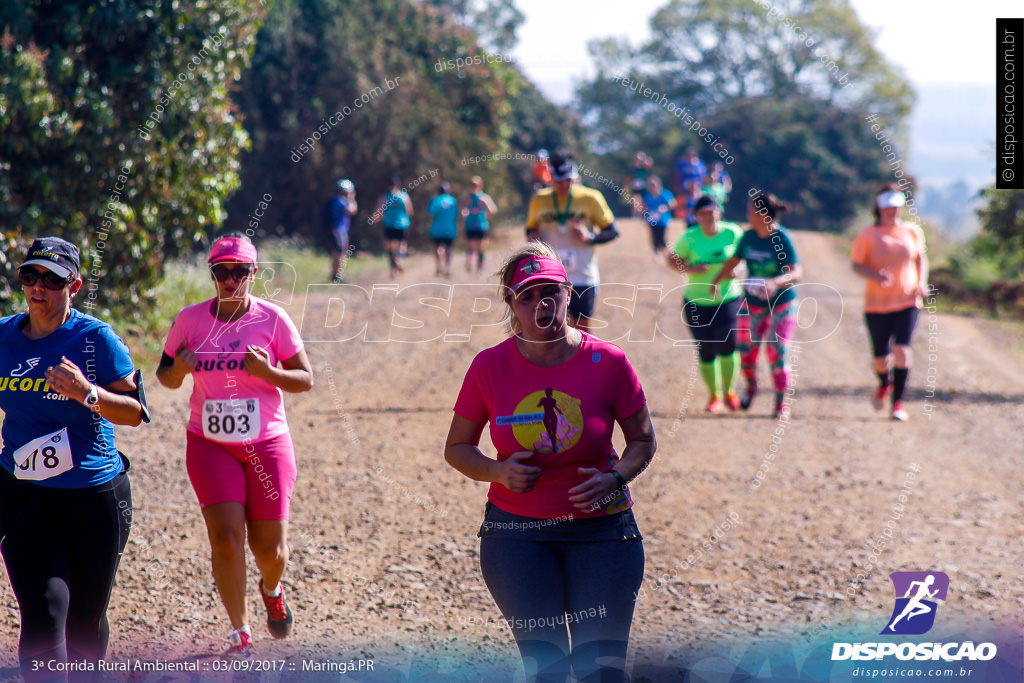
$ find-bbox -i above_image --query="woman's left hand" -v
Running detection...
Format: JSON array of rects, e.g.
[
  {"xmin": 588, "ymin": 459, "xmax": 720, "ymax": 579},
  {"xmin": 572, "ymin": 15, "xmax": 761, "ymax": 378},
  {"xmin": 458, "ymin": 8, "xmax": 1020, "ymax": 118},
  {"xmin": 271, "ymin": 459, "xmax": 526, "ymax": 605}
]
[
  {"xmin": 568, "ymin": 468, "xmax": 620, "ymax": 511},
  {"xmin": 243, "ymin": 345, "xmax": 273, "ymax": 379},
  {"xmin": 45, "ymin": 356, "xmax": 91, "ymax": 402}
]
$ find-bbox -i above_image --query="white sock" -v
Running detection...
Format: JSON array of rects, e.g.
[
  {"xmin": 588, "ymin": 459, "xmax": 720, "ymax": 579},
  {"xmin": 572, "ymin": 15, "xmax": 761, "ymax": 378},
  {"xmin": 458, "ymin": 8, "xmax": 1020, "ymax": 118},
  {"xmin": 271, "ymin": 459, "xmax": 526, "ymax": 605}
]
[{"xmin": 231, "ymin": 624, "xmax": 252, "ymax": 640}]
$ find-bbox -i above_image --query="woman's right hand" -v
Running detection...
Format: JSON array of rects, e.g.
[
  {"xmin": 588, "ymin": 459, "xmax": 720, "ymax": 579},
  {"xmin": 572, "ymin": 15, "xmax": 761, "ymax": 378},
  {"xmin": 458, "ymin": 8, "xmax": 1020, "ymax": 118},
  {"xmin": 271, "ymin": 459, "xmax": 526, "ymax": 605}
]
[
  {"xmin": 498, "ymin": 451, "xmax": 541, "ymax": 493},
  {"xmin": 175, "ymin": 343, "xmax": 199, "ymax": 373}
]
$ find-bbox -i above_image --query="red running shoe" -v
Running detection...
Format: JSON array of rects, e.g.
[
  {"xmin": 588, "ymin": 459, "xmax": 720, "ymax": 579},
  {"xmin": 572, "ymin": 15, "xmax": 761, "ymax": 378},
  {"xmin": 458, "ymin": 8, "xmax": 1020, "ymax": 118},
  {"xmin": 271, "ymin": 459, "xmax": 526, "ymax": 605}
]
[{"xmin": 260, "ymin": 579, "xmax": 293, "ymax": 639}]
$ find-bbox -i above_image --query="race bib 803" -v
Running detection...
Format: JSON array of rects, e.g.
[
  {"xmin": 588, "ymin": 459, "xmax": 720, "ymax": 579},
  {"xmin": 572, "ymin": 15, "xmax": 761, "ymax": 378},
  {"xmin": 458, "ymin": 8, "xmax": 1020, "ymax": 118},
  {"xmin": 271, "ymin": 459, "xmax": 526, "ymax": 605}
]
[{"xmin": 202, "ymin": 398, "xmax": 260, "ymax": 443}]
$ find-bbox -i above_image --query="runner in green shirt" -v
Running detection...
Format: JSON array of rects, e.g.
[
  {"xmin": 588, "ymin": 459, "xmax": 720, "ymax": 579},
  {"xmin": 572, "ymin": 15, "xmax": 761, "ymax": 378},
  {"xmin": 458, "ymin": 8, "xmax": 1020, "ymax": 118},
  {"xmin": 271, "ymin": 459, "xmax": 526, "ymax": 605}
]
[{"xmin": 667, "ymin": 196, "xmax": 744, "ymax": 412}]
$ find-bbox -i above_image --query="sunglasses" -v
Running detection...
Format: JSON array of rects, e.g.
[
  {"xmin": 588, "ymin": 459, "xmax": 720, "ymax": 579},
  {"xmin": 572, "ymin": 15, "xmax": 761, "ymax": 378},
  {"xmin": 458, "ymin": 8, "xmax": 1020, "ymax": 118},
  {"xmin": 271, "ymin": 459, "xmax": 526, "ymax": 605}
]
[
  {"xmin": 19, "ymin": 269, "xmax": 72, "ymax": 291},
  {"xmin": 210, "ymin": 264, "xmax": 254, "ymax": 282}
]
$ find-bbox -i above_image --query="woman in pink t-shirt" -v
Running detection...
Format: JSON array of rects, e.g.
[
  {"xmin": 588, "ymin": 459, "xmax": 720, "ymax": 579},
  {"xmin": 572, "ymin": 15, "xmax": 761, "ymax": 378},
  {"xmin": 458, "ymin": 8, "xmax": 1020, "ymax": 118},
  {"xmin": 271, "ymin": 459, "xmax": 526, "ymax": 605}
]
[
  {"xmin": 851, "ymin": 185, "xmax": 930, "ymax": 421},
  {"xmin": 445, "ymin": 243, "xmax": 656, "ymax": 683},
  {"xmin": 156, "ymin": 235, "xmax": 313, "ymax": 656}
]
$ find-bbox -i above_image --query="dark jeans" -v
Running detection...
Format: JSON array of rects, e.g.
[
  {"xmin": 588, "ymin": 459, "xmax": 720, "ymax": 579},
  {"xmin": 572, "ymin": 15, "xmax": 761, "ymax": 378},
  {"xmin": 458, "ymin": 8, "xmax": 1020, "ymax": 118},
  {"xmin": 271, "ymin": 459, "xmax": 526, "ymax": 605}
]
[
  {"xmin": 479, "ymin": 504, "xmax": 645, "ymax": 683},
  {"xmin": 0, "ymin": 464, "xmax": 132, "ymax": 683}
]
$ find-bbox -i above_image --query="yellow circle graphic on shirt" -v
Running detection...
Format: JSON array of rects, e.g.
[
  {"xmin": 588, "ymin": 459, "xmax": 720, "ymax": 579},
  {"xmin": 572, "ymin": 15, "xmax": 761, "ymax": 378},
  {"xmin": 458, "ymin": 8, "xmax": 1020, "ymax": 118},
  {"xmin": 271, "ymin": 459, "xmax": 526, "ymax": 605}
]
[{"xmin": 511, "ymin": 389, "xmax": 583, "ymax": 454}]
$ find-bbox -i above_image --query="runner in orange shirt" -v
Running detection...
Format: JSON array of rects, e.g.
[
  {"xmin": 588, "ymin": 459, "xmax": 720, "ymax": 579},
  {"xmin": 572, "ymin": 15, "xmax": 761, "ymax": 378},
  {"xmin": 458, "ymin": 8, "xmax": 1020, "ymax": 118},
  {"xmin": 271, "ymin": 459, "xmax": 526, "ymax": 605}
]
[{"xmin": 851, "ymin": 184, "xmax": 930, "ymax": 421}]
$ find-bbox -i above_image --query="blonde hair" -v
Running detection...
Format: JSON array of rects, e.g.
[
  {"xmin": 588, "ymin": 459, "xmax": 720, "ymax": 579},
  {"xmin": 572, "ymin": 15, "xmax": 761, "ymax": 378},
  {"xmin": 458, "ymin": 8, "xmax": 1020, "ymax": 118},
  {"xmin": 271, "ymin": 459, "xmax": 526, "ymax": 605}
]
[{"xmin": 496, "ymin": 242, "xmax": 565, "ymax": 335}]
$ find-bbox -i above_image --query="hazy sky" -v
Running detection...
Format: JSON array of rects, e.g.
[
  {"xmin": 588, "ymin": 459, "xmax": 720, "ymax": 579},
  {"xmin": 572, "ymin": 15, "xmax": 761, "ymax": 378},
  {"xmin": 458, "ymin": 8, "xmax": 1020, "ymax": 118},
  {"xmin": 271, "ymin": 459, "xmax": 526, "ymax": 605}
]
[{"xmin": 512, "ymin": 0, "xmax": 1020, "ymax": 101}]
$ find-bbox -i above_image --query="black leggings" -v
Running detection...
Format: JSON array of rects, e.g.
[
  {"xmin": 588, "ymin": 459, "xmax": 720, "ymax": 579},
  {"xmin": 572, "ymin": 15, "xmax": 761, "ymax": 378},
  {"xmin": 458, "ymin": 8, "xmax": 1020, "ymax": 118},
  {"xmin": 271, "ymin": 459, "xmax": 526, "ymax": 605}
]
[
  {"xmin": 481, "ymin": 537, "xmax": 643, "ymax": 683},
  {"xmin": 0, "ymin": 467, "xmax": 132, "ymax": 683},
  {"xmin": 684, "ymin": 298, "xmax": 740, "ymax": 363}
]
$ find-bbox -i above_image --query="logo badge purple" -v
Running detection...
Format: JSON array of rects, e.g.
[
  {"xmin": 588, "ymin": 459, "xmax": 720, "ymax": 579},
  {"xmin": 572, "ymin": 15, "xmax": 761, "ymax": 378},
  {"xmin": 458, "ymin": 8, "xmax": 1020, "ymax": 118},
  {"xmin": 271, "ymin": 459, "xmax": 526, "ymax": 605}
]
[{"xmin": 881, "ymin": 571, "xmax": 949, "ymax": 635}]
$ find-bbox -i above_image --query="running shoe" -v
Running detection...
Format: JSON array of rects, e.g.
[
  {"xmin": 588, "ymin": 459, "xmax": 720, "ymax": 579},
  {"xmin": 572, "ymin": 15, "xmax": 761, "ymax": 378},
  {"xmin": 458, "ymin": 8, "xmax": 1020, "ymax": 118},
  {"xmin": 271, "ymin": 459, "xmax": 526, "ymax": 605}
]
[
  {"xmin": 740, "ymin": 381, "xmax": 758, "ymax": 410},
  {"xmin": 872, "ymin": 384, "xmax": 890, "ymax": 411},
  {"xmin": 260, "ymin": 579, "xmax": 293, "ymax": 639},
  {"xmin": 774, "ymin": 396, "xmax": 791, "ymax": 421},
  {"xmin": 891, "ymin": 401, "xmax": 908, "ymax": 422},
  {"xmin": 227, "ymin": 626, "xmax": 254, "ymax": 659},
  {"xmin": 724, "ymin": 392, "xmax": 741, "ymax": 411},
  {"xmin": 704, "ymin": 396, "xmax": 724, "ymax": 413}
]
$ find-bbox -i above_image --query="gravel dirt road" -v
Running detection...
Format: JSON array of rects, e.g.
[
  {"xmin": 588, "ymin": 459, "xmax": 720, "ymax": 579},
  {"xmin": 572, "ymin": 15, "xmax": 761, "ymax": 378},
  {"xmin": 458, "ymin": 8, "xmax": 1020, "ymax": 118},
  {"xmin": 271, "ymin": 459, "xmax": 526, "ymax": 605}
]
[{"xmin": 2, "ymin": 219, "xmax": 1021, "ymax": 681}]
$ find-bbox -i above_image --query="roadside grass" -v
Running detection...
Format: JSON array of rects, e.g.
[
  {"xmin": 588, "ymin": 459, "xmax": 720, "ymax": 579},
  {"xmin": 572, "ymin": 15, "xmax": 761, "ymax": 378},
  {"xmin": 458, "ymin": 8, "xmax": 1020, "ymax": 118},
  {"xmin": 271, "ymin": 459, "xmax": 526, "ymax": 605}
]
[{"xmin": 111, "ymin": 239, "xmax": 387, "ymax": 365}]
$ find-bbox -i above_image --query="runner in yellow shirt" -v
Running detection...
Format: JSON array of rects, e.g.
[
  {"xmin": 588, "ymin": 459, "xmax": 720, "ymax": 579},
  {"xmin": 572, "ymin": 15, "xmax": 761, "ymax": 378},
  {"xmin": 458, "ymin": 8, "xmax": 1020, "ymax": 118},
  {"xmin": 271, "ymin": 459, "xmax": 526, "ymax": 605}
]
[{"xmin": 526, "ymin": 152, "xmax": 619, "ymax": 333}]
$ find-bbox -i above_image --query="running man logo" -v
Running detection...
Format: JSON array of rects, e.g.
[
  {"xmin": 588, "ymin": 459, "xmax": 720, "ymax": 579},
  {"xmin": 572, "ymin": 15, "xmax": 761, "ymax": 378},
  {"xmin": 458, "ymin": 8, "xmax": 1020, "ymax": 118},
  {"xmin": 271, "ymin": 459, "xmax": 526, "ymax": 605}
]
[
  {"xmin": 11, "ymin": 358, "xmax": 41, "ymax": 377},
  {"xmin": 881, "ymin": 571, "xmax": 949, "ymax": 635}
]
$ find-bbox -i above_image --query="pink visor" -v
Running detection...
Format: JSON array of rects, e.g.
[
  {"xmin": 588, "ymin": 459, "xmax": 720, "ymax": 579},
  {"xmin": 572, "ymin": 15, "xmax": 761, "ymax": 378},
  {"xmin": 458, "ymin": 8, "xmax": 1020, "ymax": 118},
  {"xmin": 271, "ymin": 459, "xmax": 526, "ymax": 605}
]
[
  {"xmin": 508, "ymin": 256, "xmax": 569, "ymax": 292},
  {"xmin": 209, "ymin": 236, "xmax": 258, "ymax": 264}
]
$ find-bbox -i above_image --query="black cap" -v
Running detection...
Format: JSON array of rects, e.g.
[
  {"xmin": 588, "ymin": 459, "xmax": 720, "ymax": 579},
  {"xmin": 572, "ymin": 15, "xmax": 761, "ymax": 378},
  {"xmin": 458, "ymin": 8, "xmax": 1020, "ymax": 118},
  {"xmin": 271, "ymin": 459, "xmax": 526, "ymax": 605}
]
[
  {"xmin": 549, "ymin": 153, "xmax": 578, "ymax": 181},
  {"xmin": 694, "ymin": 195, "xmax": 721, "ymax": 213},
  {"xmin": 20, "ymin": 237, "xmax": 80, "ymax": 278}
]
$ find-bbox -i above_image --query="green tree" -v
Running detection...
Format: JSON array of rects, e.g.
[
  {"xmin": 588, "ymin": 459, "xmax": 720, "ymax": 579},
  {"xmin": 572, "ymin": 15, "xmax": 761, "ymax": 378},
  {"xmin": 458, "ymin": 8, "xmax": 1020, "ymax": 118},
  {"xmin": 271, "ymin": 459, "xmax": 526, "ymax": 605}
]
[
  {"xmin": 969, "ymin": 188, "xmax": 1024, "ymax": 279},
  {"xmin": 575, "ymin": 0, "xmax": 914, "ymax": 229},
  {"xmin": 421, "ymin": 0, "xmax": 525, "ymax": 54},
  {"xmin": 0, "ymin": 0, "xmax": 264, "ymax": 316},
  {"xmin": 223, "ymin": 0, "xmax": 579, "ymax": 247}
]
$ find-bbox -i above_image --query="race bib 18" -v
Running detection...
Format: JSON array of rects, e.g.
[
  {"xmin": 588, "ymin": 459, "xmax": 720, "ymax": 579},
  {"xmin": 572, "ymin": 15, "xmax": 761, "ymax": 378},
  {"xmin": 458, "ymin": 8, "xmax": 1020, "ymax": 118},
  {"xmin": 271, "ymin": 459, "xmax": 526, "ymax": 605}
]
[
  {"xmin": 14, "ymin": 428, "xmax": 74, "ymax": 481},
  {"xmin": 202, "ymin": 398, "xmax": 260, "ymax": 443}
]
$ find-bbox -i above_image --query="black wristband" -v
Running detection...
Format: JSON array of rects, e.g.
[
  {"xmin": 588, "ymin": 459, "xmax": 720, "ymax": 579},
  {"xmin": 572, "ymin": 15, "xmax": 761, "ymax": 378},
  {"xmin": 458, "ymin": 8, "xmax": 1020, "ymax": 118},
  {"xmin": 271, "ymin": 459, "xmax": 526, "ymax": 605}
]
[{"xmin": 610, "ymin": 470, "xmax": 628, "ymax": 489}]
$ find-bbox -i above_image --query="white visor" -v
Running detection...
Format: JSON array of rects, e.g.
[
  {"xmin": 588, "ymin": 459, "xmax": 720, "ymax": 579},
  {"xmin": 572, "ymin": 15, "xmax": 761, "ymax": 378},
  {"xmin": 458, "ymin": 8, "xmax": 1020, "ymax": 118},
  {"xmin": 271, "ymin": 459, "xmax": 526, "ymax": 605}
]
[{"xmin": 876, "ymin": 190, "xmax": 906, "ymax": 208}]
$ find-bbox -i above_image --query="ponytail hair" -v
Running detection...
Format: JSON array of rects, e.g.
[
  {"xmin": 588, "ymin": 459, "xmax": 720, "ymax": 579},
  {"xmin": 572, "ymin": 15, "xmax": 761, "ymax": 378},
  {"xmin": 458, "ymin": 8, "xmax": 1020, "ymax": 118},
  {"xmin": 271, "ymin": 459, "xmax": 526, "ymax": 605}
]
[{"xmin": 749, "ymin": 191, "xmax": 789, "ymax": 221}]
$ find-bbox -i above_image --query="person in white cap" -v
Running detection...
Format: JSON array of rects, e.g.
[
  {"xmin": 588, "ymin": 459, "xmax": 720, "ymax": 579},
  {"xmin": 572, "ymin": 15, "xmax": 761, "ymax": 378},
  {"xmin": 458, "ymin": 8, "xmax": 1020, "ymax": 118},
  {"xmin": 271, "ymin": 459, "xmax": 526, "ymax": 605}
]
[
  {"xmin": 851, "ymin": 183, "xmax": 929, "ymax": 421},
  {"xmin": 322, "ymin": 179, "xmax": 357, "ymax": 282}
]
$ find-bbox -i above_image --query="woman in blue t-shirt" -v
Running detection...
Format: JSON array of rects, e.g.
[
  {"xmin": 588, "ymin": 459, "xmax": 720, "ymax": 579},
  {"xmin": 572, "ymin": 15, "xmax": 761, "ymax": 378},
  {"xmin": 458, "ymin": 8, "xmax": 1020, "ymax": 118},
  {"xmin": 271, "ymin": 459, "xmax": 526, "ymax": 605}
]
[
  {"xmin": 711, "ymin": 191, "xmax": 803, "ymax": 419},
  {"xmin": 0, "ymin": 237, "xmax": 148, "ymax": 681},
  {"xmin": 428, "ymin": 182, "xmax": 458, "ymax": 277},
  {"xmin": 640, "ymin": 176, "xmax": 675, "ymax": 259}
]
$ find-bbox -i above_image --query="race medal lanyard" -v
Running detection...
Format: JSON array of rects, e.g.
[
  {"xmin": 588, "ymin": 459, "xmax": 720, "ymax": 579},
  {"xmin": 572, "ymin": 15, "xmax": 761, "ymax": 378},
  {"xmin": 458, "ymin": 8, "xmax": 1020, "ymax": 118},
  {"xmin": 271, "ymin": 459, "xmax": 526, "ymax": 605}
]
[{"xmin": 551, "ymin": 186, "xmax": 573, "ymax": 229}]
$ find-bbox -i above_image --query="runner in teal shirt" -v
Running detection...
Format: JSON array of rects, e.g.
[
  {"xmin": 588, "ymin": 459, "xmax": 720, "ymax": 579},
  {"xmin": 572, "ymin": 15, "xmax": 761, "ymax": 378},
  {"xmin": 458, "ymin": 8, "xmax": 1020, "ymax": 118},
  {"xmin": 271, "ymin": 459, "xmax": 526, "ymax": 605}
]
[
  {"xmin": 712, "ymin": 191, "xmax": 803, "ymax": 419},
  {"xmin": 429, "ymin": 182, "xmax": 458, "ymax": 277}
]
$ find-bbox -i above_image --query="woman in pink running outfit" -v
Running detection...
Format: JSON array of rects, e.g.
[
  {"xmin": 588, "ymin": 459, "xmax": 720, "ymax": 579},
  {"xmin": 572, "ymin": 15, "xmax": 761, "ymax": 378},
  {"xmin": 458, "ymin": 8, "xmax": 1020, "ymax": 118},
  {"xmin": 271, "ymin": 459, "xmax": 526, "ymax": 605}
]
[{"xmin": 156, "ymin": 234, "xmax": 313, "ymax": 656}]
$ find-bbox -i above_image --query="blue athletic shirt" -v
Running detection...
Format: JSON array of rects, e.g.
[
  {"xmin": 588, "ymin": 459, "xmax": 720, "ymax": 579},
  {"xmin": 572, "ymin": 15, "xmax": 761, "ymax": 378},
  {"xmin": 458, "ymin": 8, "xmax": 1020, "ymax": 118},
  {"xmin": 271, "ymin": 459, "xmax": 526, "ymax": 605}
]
[
  {"xmin": 428, "ymin": 194, "xmax": 458, "ymax": 239},
  {"xmin": 641, "ymin": 189, "xmax": 675, "ymax": 228},
  {"xmin": 734, "ymin": 226, "xmax": 800, "ymax": 308},
  {"xmin": 464, "ymin": 194, "xmax": 489, "ymax": 232},
  {"xmin": 382, "ymin": 191, "xmax": 411, "ymax": 229},
  {"xmin": 0, "ymin": 309, "xmax": 135, "ymax": 488},
  {"xmin": 322, "ymin": 196, "xmax": 352, "ymax": 234}
]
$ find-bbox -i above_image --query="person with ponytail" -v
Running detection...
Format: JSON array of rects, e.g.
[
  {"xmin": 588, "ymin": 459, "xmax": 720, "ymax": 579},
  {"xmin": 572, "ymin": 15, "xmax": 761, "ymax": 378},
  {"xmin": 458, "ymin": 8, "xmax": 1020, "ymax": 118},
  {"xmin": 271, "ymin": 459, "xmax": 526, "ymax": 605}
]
[{"xmin": 711, "ymin": 191, "xmax": 802, "ymax": 419}]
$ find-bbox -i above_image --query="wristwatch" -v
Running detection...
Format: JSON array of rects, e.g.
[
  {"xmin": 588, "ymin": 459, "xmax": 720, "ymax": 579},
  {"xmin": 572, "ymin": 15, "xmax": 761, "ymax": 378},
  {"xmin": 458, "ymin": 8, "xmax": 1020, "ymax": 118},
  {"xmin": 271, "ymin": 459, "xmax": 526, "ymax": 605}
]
[{"xmin": 84, "ymin": 384, "xmax": 99, "ymax": 407}]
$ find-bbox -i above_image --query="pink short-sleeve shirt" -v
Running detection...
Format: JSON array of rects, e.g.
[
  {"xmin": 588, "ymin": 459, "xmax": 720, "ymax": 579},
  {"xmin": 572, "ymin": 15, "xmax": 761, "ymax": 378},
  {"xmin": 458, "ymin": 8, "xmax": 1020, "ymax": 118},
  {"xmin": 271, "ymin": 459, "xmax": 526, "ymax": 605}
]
[
  {"xmin": 454, "ymin": 332, "xmax": 647, "ymax": 519},
  {"xmin": 164, "ymin": 297, "xmax": 304, "ymax": 442}
]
